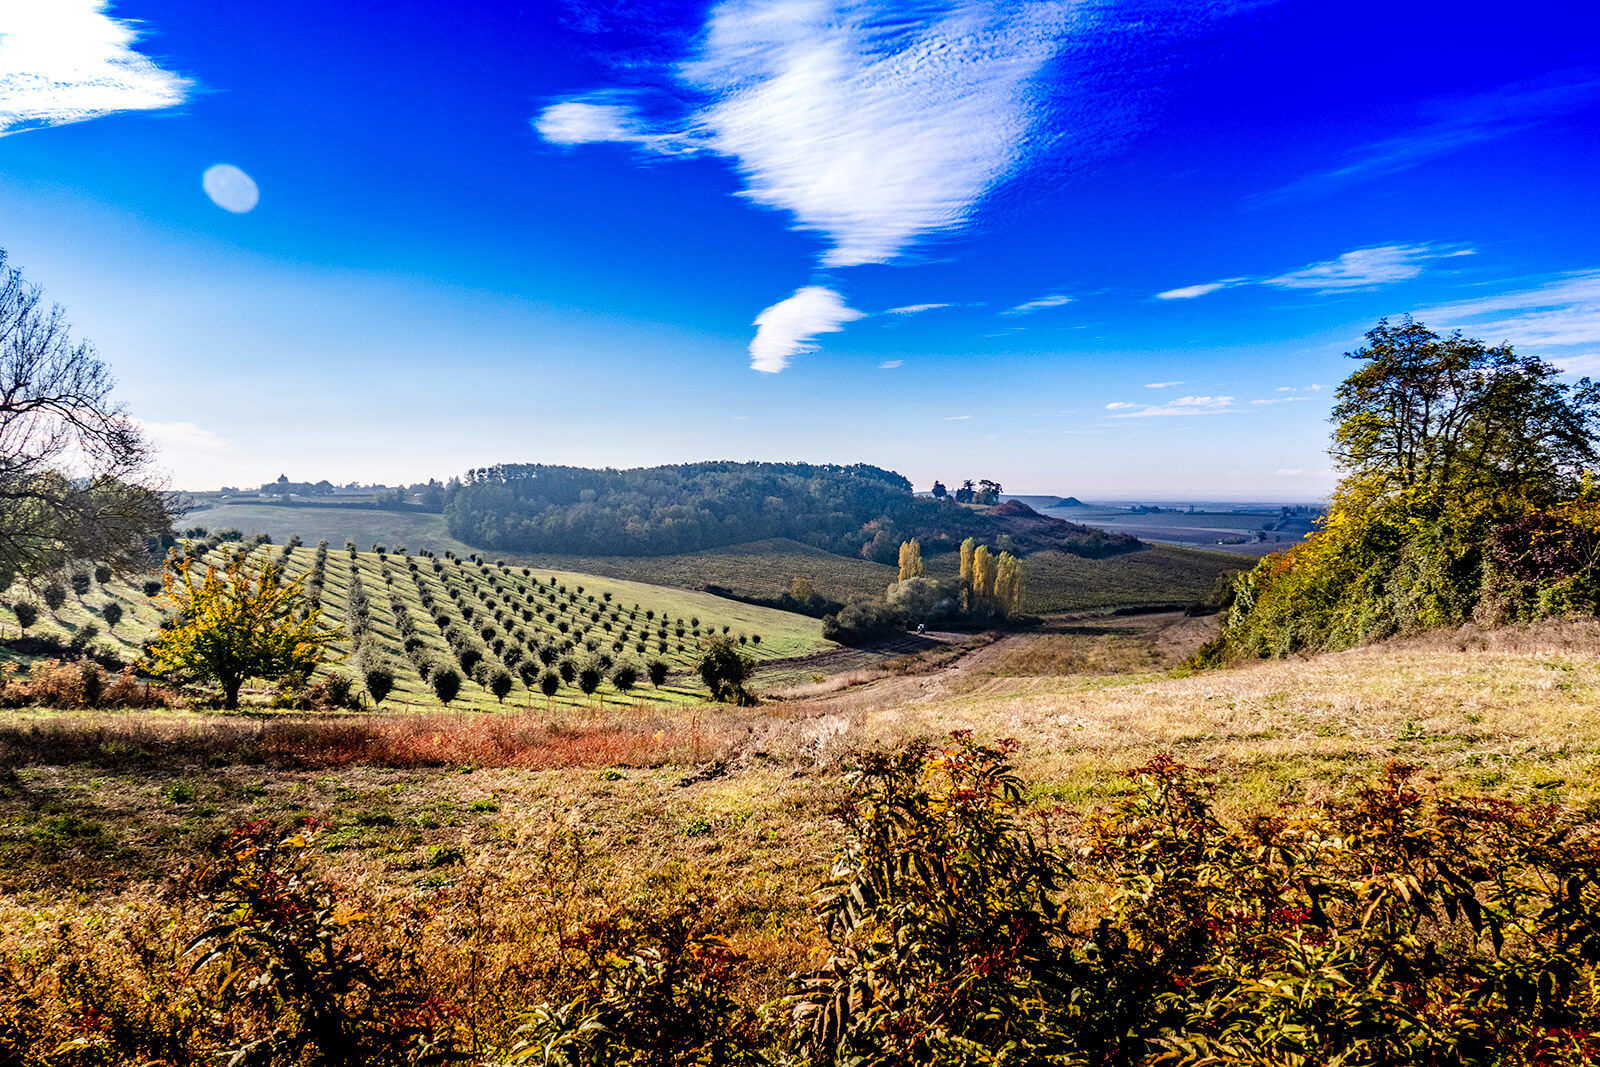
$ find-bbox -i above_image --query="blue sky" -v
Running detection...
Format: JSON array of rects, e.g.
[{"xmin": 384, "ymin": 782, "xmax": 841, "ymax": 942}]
[{"xmin": 1, "ymin": 0, "xmax": 1597, "ymax": 497}]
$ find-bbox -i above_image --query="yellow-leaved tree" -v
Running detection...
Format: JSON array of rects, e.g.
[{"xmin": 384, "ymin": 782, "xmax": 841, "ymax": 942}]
[
  {"xmin": 972, "ymin": 545, "xmax": 997, "ymax": 600},
  {"xmin": 145, "ymin": 550, "xmax": 339, "ymax": 709},
  {"xmin": 994, "ymin": 551, "xmax": 1025, "ymax": 616},
  {"xmin": 897, "ymin": 538, "xmax": 924, "ymax": 582},
  {"xmin": 959, "ymin": 537, "xmax": 976, "ymax": 588}
]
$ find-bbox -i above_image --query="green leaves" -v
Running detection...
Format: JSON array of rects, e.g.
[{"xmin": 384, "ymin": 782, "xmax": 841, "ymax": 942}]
[{"xmin": 145, "ymin": 550, "xmax": 339, "ymax": 709}]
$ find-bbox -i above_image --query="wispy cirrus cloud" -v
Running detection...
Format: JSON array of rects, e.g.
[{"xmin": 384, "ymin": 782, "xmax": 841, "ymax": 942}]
[
  {"xmin": 537, "ymin": 0, "xmax": 1261, "ymax": 370},
  {"xmin": 536, "ymin": 0, "xmax": 1158, "ymax": 269},
  {"xmin": 1106, "ymin": 395, "xmax": 1235, "ymax": 418},
  {"xmin": 747, "ymin": 285, "xmax": 864, "ymax": 373},
  {"xmin": 1416, "ymin": 269, "xmax": 1600, "ymax": 374},
  {"xmin": 0, "ymin": 0, "xmax": 191, "ymax": 136},
  {"xmin": 1155, "ymin": 279, "xmax": 1243, "ymax": 300},
  {"xmin": 1254, "ymin": 69, "xmax": 1600, "ymax": 207},
  {"xmin": 1004, "ymin": 293, "xmax": 1073, "ymax": 315},
  {"xmin": 885, "ymin": 302, "xmax": 951, "ymax": 315},
  {"xmin": 1143, "ymin": 380, "xmax": 1183, "ymax": 388},
  {"xmin": 1157, "ymin": 244, "xmax": 1472, "ymax": 301},
  {"xmin": 1265, "ymin": 244, "xmax": 1474, "ymax": 292},
  {"xmin": 879, "ymin": 359, "xmax": 904, "ymax": 369}
]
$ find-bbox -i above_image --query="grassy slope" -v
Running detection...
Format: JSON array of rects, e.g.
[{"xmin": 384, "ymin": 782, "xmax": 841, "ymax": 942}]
[
  {"xmin": 2, "ymin": 620, "xmax": 1594, "ymax": 918},
  {"xmin": 177, "ymin": 504, "xmax": 1241, "ymax": 613},
  {"xmin": 2, "ymin": 617, "xmax": 1595, "ymax": 1036}
]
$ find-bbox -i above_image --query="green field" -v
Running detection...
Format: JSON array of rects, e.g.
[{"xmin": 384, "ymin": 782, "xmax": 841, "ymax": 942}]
[
  {"xmin": 183, "ymin": 503, "xmax": 479, "ymax": 558},
  {"xmin": 1, "ymin": 546, "xmax": 830, "ymax": 710},
  {"xmin": 933, "ymin": 543, "xmax": 1245, "ymax": 612},
  {"xmin": 179, "ymin": 504, "xmax": 1242, "ymax": 613}
]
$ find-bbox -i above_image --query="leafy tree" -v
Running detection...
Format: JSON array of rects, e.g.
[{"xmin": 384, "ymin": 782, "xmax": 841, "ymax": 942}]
[
  {"xmin": 431, "ymin": 665, "xmax": 462, "ymax": 705},
  {"xmin": 896, "ymin": 538, "xmax": 924, "ymax": 582},
  {"xmin": 362, "ymin": 659, "xmax": 396, "ymax": 708},
  {"xmin": 70, "ymin": 571, "xmax": 91, "ymax": 596},
  {"xmin": 539, "ymin": 669, "xmax": 560, "ymax": 704},
  {"xmin": 994, "ymin": 551, "xmax": 1025, "ymax": 616},
  {"xmin": 145, "ymin": 553, "xmax": 338, "ymax": 710},
  {"xmin": 611, "ymin": 662, "xmax": 638, "ymax": 695},
  {"xmin": 972, "ymin": 545, "xmax": 997, "ymax": 599},
  {"xmin": 142, "ymin": 579, "xmax": 162, "ymax": 597},
  {"xmin": 487, "ymin": 665, "xmax": 514, "ymax": 703},
  {"xmin": 558, "ymin": 659, "xmax": 576, "ymax": 684},
  {"xmin": 696, "ymin": 636, "xmax": 754, "ymax": 705},
  {"xmin": 68, "ymin": 622, "xmax": 98, "ymax": 653},
  {"xmin": 959, "ymin": 537, "xmax": 977, "ymax": 589},
  {"xmin": 647, "ymin": 659, "xmax": 668, "ymax": 688},
  {"xmin": 931, "ymin": 480, "xmax": 947, "ymax": 498},
  {"xmin": 93, "ymin": 564, "xmax": 112, "ymax": 585},
  {"xmin": 577, "ymin": 662, "xmax": 602, "ymax": 701},
  {"xmin": 11, "ymin": 600, "xmax": 37, "ymax": 631},
  {"xmin": 1212, "ymin": 318, "xmax": 1600, "ymax": 659},
  {"xmin": 100, "ymin": 600, "xmax": 123, "ymax": 630}
]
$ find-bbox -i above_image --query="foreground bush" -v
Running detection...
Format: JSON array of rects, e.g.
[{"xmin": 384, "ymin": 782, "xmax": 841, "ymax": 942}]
[{"xmin": 4, "ymin": 736, "xmax": 1600, "ymax": 1064}]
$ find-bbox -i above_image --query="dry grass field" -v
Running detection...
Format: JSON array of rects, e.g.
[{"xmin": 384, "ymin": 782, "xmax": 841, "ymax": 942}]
[{"xmin": 4, "ymin": 612, "xmax": 1597, "ymax": 1057}]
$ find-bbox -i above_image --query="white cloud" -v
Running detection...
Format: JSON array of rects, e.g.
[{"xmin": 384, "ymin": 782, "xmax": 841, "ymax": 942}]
[
  {"xmin": 945, "ymin": 414, "xmax": 972, "ymax": 420},
  {"xmin": 1105, "ymin": 401, "xmax": 1138, "ymax": 410},
  {"xmin": 1155, "ymin": 279, "xmax": 1241, "ymax": 300},
  {"xmin": 747, "ymin": 285, "xmax": 864, "ymax": 373},
  {"xmin": 1274, "ymin": 385, "xmax": 1294, "ymax": 391},
  {"xmin": 878, "ymin": 359, "xmax": 904, "ymax": 369},
  {"xmin": 1109, "ymin": 395, "xmax": 1236, "ymax": 418},
  {"xmin": 885, "ymin": 302, "xmax": 950, "ymax": 315},
  {"xmin": 1250, "ymin": 396, "xmax": 1308, "ymax": 405},
  {"xmin": 534, "ymin": 0, "xmax": 1233, "ymax": 268},
  {"xmin": 1266, "ymin": 243, "xmax": 1473, "ymax": 292},
  {"xmin": 0, "ymin": 0, "xmax": 190, "ymax": 136},
  {"xmin": 1004, "ymin": 293, "xmax": 1073, "ymax": 315},
  {"xmin": 1416, "ymin": 270, "xmax": 1600, "ymax": 358},
  {"xmin": 1143, "ymin": 380, "xmax": 1183, "ymax": 389}
]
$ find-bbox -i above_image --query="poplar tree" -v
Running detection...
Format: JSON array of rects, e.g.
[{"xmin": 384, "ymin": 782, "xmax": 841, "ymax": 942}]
[
  {"xmin": 897, "ymin": 538, "xmax": 925, "ymax": 582},
  {"xmin": 959, "ymin": 537, "xmax": 977, "ymax": 588},
  {"xmin": 994, "ymin": 552, "xmax": 1025, "ymax": 616},
  {"xmin": 973, "ymin": 545, "xmax": 997, "ymax": 600}
]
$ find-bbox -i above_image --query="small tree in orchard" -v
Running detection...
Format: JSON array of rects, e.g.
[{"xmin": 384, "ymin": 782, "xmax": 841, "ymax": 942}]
[
  {"xmin": 647, "ymin": 659, "xmax": 668, "ymax": 688},
  {"xmin": 93, "ymin": 564, "xmax": 112, "ymax": 585},
  {"xmin": 611, "ymin": 662, "xmax": 638, "ymax": 696},
  {"xmin": 488, "ymin": 666, "xmax": 514, "ymax": 703},
  {"xmin": 696, "ymin": 636, "xmax": 755, "ymax": 705},
  {"xmin": 70, "ymin": 570, "xmax": 91, "ymax": 596},
  {"xmin": 100, "ymin": 600, "xmax": 123, "ymax": 630},
  {"xmin": 431, "ymin": 665, "xmax": 462, "ymax": 705},
  {"xmin": 11, "ymin": 601, "xmax": 37, "ymax": 632},
  {"xmin": 577, "ymin": 663, "xmax": 602, "ymax": 704},
  {"xmin": 539, "ymin": 669, "xmax": 560, "ymax": 710},
  {"xmin": 363, "ymin": 660, "xmax": 396, "ymax": 708},
  {"xmin": 145, "ymin": 552, "xmax": 338, "ymax": 710},
  {"xmin": 41, "ymin": 581, "xmax": 65, "ymax": 610}
]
